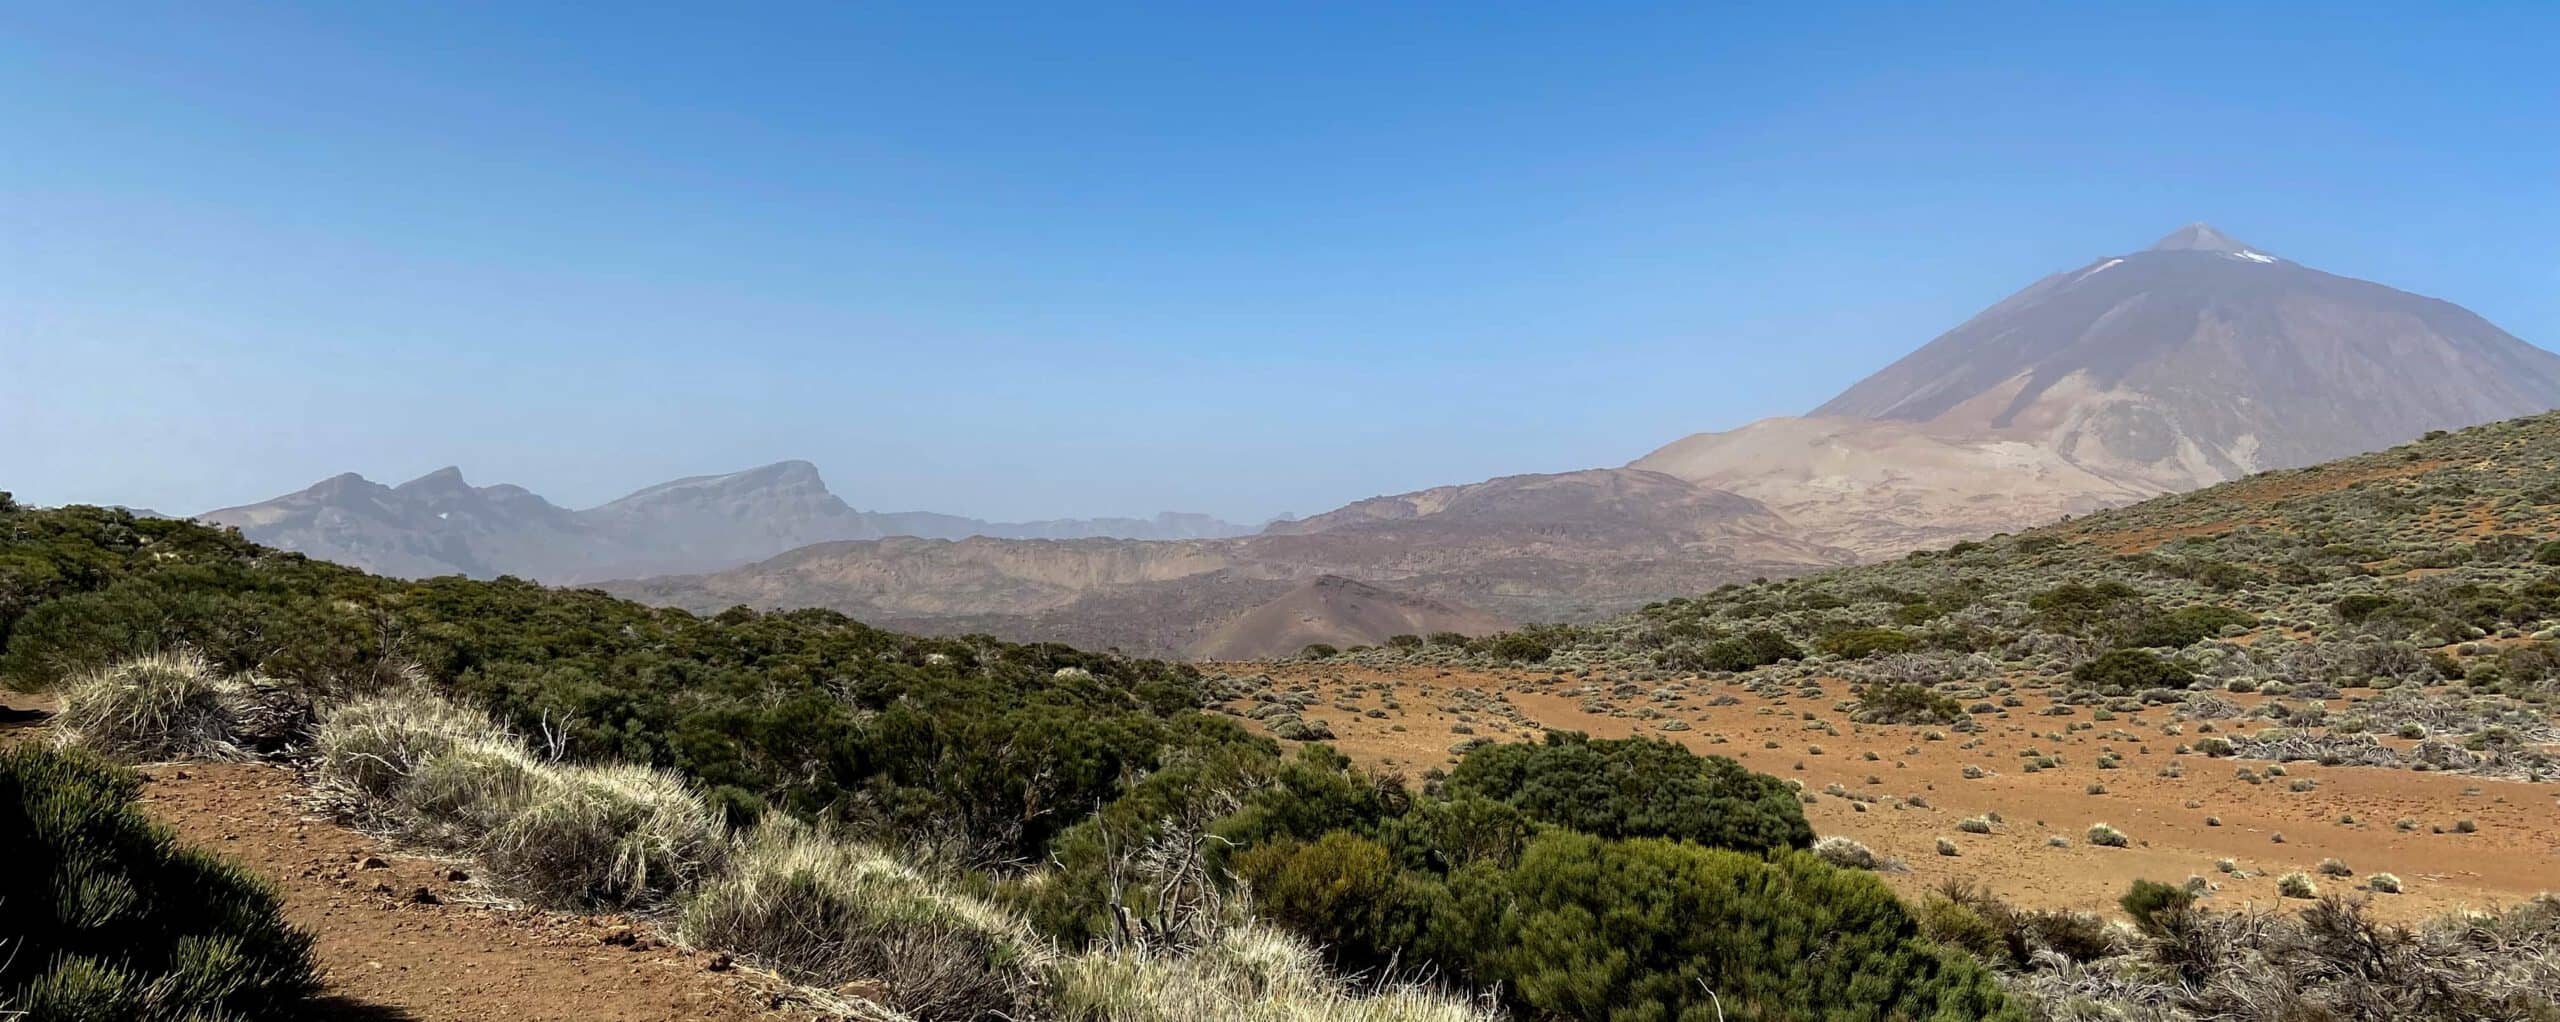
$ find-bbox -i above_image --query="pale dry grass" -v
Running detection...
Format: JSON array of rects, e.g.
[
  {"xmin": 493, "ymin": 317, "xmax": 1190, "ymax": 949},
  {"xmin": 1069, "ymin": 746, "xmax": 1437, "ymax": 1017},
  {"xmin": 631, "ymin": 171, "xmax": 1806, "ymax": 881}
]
[
  {"xmin": 1053, "ymin": 922, "xmax": 1498, "ymax": 1022},
  {"xmin": 678, "ymin": 817, "xmax": 1043, "ymax": 1018},
  {"xmin": 315, "ymin": 689, "xmax": 724, "ymax": 910},
  {"xmin": 49, "ymin": 651, "xmax": 275, "ymax": 762}
]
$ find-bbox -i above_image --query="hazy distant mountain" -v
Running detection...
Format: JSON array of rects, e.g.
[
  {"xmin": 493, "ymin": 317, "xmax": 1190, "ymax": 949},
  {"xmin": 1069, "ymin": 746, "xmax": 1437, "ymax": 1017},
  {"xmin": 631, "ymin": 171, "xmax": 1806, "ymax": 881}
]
[
  {"xmin": 601, "ymin": 468, "xmax": 1854, "ymax": 657},
  {"xmin": 1638, "ymin": 223, "xmax": 2560, "ymax": 555},
  {"xmin": 199, "ymin": 461, "xmax": 1255, "ymax": 584}
]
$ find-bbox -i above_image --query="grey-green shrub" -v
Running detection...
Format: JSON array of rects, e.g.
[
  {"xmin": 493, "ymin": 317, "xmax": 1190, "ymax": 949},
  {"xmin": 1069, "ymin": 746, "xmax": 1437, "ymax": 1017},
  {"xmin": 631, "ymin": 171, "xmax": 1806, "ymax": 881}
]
[{"xmin": 0, "ymin": 744, "xmax": 318, "ymax": 1020}]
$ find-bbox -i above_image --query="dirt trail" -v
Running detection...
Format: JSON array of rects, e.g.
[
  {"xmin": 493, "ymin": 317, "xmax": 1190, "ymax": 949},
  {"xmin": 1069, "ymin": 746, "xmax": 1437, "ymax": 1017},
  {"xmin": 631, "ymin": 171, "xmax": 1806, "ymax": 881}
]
[{"xmin": 2, "ymin": 694, "xmax": 832, "ymax": 1022}]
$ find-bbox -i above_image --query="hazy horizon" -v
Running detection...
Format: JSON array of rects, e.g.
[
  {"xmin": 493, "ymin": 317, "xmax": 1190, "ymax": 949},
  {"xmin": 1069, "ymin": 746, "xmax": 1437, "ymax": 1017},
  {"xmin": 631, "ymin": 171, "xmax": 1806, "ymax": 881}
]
[{"xmin": 9, "ymin": 4, "xmax": 2559, "ymax": 522}]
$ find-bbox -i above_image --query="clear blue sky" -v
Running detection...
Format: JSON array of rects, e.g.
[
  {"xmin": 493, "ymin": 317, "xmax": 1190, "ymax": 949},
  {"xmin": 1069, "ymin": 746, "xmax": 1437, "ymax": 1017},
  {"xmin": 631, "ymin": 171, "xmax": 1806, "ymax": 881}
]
[{"xmin": 6, "ymin": 3, "xmax": 2557, "ymax": 521}]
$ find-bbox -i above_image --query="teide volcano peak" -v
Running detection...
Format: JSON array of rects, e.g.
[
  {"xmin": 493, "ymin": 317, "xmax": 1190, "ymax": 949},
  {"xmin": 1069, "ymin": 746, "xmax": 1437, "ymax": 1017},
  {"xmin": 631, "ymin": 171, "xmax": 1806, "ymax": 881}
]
[
  {"xmin": 1642, "ymin": 224, "xmax": 2560, "ymax": 556},
  {"xmin": 1810, "ymin": 222, "xmax": 2560, "ymax": 489}
]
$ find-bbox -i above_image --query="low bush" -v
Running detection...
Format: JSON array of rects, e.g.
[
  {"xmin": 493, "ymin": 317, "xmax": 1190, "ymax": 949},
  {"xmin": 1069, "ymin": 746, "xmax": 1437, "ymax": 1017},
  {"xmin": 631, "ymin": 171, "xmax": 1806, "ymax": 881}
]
[
  {"xmin": 679, "ymin": 817, "xmax": 1040, "ymax": 1017},
  {"xmin": 1817, "ymin": 628, "xmax": 1920, "ymax": 660},
  {"xmin": 2072, "ymin": 650, "xmax": 2193, "ymax": 695},
  {"xmin": 481, "ymin": 763, "xmax": 727, "ymax": 909},
  {"xmin": 313, "ymin": 687, "xmax": 500, "ymax": 806},
  {"xmin": 1052, "ymin": 920, "xmax": 1494, "ymax": 1022},
  {"xmin": 1457, "ymin": 833, "xmax": 2020, "ymax": 1021},
  {"xmin": 1851, "ymin": 683, "xmax": 1964, "ymax": 725},
  {"xmin": 1442, "ymin": 731, "xmax": 1811, "ymax": 854},
  {"xmin": 1812, "ymin": 834, "xmax": 1881, "ymax": 871},
  {"xmin": 0, "ymin": 744, "xmax": 319, "ymax": 1020},
  {"xmin": 2117, "ymin": 878, "xmax": 2194, "ymax": 938},
  {"xmin": 317, "ymin": 689, "xmax": 724, "ymax": 910},
  {"xmin": 49, "ymin": 651, "xmax": 298, "ymax": 763}
]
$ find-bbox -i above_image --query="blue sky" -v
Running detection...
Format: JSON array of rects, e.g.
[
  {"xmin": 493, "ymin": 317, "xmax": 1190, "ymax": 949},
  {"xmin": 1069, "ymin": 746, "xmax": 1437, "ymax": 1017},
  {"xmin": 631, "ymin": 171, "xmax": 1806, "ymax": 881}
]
[{"xmin": 6, "ymin": 3, "xmax": 2557, "ymax": 521}]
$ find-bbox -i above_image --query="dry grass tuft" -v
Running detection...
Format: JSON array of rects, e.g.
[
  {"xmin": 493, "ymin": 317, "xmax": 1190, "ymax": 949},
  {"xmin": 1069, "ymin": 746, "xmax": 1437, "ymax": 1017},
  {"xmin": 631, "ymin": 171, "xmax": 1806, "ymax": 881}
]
[
  {"xmin": 1053, "ymin": 921, "xmax": 1498, "ymax": 1022},
  {"xmin": 313, "ymin": 687, "xmax": 494, "ymax": 805},
  {"xmin": 477, "ymin": 762, "xmax": 726, "ymax": 909},
  {"xmin": 50, "ymin": 651, "xmax": 302, "ymax": 762},
  {"xmin": 678, "ymin": 817, "xmax": 1043, "ymax": 1018}
]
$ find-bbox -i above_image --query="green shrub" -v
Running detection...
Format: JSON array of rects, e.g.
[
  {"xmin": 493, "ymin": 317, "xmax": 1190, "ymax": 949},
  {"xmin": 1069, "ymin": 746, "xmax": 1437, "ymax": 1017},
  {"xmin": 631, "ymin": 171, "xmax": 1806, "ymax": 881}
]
[
  {"xmin": 1852, "ymin": 683, "xmax": 1963, "ymax": 725},
  {"xmin": 0, "ymin": 745, "xmax": 318, "ymax": 1020},
  {"xmin": 2123, "ymin": 605, "xmax": 2256, "ymax": 648},
  {"xmin": 1478, "ymin": 631, "xmax": 1555, "ymax": 663},
  {"xmin": 2031, "ymin": 580, "xmax": 2142, "ymax": 633},
  {"xmin": 1700, "ymin": 629, "xmax": 1805, "ymax": 672},
  {"xmin": 1231, "ymin": 831, "xmax": 1438, "ymax": 967},
  {"xmin": 1817, "ymin": 628, "xmax": 1919, "ymax": 660},
  {"xmin": 2072, "ymin": 650, "xmax": 2193, "ymax": 694},
  {"xmin": 1452, "ymin": 832, "xmax": 2019, "ymax": 1022},
  {"xmin": 2118, "ymin": 878, "xmax": 2194, "ymax": 937},
  {"xmin": 1444, "ymin": 732, "xmax": 1811, "ymax": 854}
]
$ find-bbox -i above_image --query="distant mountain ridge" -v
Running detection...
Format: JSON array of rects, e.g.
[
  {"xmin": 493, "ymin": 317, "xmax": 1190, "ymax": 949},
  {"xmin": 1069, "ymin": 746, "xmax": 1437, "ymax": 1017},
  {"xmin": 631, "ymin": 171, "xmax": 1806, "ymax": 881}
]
[{"xmin": 198, "ymin": 461, "xmax": 1255, "ymax": 584}]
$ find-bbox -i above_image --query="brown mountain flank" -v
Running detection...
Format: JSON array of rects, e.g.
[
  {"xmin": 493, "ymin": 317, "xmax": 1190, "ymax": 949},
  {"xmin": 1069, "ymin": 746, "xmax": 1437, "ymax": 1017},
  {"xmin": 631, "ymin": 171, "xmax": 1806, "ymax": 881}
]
[
  {"xmin": 1185, "ymin": 575, "xmax": 1510, "ymax": 660},
  {"xmin": 603, "ymin": 468, "xmax": 1850, "ymax": 658}
]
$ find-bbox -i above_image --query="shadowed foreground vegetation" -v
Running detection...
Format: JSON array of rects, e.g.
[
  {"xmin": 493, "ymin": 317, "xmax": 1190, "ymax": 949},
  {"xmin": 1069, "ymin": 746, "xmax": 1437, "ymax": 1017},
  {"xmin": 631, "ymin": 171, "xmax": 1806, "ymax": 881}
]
[{"xmin": 0, "ymin": 743, "xmax": 320, "ymax": 1021}]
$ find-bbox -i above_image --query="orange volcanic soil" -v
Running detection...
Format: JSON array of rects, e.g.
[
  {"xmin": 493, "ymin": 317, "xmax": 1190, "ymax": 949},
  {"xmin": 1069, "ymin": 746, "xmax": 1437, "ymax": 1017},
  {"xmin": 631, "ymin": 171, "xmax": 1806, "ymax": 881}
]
[{"xmin": 1213, "ymin": 662, "xmax": 2560, "ymax": 922}]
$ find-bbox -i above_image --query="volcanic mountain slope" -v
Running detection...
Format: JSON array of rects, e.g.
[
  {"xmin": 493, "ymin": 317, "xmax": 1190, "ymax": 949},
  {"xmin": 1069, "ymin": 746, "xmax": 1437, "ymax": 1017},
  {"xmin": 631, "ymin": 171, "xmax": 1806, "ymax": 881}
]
[
  {"xmin": 602, "ymin": 468, "xmax": 1857, "ymax": 658},
  {"xmin": 1819, "ymin": 223, "xmax": 2560, "ymax": 486},
  {"xmin": 200, "ymin": 461, "xmax": 1254, "ymax": 584},
  {"xmin": 1186, "ymin": 575, "xmax": 1510, "ymax": 660},
  {"xmin": 1637, "ymin": 224, "xmax": 2560, "ymax": 556}
]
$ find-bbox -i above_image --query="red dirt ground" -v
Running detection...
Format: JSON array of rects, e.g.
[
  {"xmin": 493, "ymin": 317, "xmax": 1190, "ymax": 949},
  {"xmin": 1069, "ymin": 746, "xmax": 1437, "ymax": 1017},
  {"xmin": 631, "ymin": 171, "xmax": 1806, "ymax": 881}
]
[{"xmin": 1216, "ymin": 662, "xmax": 2560, "ymax": 922}]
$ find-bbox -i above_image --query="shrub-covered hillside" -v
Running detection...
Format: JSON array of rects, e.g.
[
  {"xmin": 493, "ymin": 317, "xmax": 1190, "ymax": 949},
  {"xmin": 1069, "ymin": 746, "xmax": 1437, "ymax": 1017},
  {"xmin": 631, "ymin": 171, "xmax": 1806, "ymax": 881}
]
[
  {"xmin": 1354, "ymin": 414, "xmax": 2560, "ymax": 779},
  {"xmin": 2, "ymin": 493, "xmax": 2016, "ymax": 1021},
  {"xmin": 0, "ymin": 495, "xmax": 1235, "ymax": 862}
]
